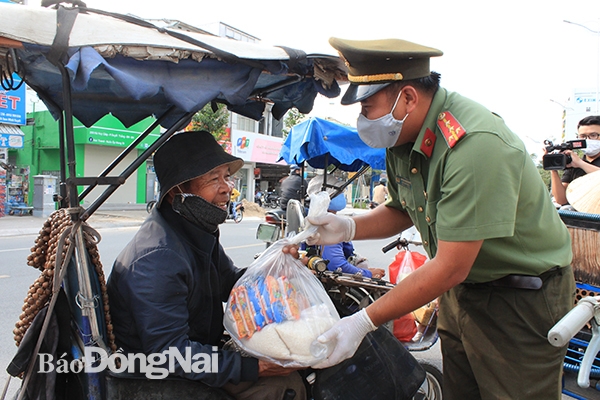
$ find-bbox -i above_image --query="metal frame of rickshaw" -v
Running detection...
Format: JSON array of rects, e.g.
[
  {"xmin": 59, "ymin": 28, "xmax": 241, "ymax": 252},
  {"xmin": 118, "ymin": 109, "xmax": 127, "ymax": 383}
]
[{"xmin": 0, "ymin": 4, "xmax": 348, "ymax": 399}]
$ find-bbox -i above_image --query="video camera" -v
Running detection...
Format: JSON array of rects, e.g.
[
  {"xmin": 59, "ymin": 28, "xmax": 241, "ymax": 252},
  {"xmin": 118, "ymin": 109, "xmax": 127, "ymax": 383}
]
[{"xmin": 542, "ymin": 139, "xmax": 586, "ymax": 170}]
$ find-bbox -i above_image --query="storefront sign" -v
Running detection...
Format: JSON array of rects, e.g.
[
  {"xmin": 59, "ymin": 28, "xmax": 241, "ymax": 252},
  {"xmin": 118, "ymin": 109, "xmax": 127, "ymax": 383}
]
[
  {"xmin": 0, "ymin": 74, "xmax": 26, "ymax": 125},
  {"xmin": 231, "ymin": 130, "xmax": 284, "ymax": 164},
  {"xmin": 77, "ymin": 116, "xmax": 160, "ymax": 149},
  {"xmin": 0, "ymin": 123, "xmax": 24, "ymax": 148},
  {"xmin": 0, "ymin": 133, "xmax": 23, "ymax": 148}
]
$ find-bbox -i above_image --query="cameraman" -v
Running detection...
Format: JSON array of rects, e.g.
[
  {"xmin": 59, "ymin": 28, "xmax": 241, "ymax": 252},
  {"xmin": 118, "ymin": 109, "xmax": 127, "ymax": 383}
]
[{"xmin": 545, "ymin": 115, "xmax": 600, "ymax": 206}]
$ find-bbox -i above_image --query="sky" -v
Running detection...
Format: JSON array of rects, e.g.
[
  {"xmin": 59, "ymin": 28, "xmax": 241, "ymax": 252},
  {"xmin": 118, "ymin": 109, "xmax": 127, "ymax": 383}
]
[{"xmin": 61, "ymin": 0, "xmax": 600, "ymax": 157}]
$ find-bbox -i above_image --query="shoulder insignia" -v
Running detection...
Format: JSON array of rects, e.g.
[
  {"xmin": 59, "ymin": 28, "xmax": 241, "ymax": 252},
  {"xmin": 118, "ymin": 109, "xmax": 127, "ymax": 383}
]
[
  {"xmin": 437, "ymin": 111, "xmax": 466, "ymax": 148},
  {"xmin": 419, "ymin": 128, "xmax": 436, "ymax": 158}
]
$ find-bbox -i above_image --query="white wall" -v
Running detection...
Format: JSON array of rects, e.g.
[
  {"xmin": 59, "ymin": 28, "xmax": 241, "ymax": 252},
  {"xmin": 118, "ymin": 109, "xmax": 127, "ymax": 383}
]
[{"xmin": 82, "ymin": 145, "xmax": 139, "ymax": 205}]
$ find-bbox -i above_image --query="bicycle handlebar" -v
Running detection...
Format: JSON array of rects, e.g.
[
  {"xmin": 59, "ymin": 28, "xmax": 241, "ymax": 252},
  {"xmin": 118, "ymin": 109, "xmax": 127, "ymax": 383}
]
[
  {"xmin": 382, "ymin": 237, "xmax": 423, "ymax": 253},
  {"xmin": 548, "ymin": 297, "xmax": 598, "ymax": 347},
  {"xmin": 547, "ymin": 296, "xmax": 600, "ymax": 389}
]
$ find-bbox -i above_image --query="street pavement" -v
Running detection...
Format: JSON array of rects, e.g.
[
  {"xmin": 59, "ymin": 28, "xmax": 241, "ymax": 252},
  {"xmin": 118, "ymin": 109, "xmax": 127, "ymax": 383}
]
[
  {"xmin": 0, "ymin": 203, "xmax": 150, "ymax": 237},
  {"xmin": 0, "ymin": 205, "xmax": 583, "ymax": 399},
  {"xmin": 0, "ymin": 203, "xmax": 369, "ymax": 237}
]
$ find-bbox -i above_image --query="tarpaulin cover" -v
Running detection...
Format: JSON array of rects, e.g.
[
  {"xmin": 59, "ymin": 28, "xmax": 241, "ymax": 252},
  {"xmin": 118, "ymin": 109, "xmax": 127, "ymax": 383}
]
[
  {"xmin": 279, "ymin": 117, "xmax": 386, "ymax": 171},
  {"xmin": 0, "ymin": 4, "xmax": 346, "ymax": 128}
]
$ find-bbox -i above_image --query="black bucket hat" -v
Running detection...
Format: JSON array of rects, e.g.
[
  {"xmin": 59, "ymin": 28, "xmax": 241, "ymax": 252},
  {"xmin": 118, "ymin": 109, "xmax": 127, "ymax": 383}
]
[{"xmin": 154, "ymin": 130, "xmax": 244, "ymax": 206}]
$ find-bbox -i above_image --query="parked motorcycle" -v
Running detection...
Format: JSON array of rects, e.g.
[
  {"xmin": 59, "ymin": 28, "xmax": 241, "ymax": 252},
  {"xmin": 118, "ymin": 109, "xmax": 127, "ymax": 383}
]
[
  {"xmin": 263, "ymin": 191, "xmax": 281, "ymax": 208},
  {"xmin": 257, "ymin": 198, "xmax": 310, "ymax": 248}
]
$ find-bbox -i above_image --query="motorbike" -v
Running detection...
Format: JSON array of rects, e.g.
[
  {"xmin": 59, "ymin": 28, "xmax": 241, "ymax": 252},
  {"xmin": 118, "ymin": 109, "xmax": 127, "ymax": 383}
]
[
  {"xmin": 226, "ymin": 201, "xmax": 244, "ymax": 223},
  {"xmin": 263, "ymin": 191, "xmax": 281, "ymax": 209}
]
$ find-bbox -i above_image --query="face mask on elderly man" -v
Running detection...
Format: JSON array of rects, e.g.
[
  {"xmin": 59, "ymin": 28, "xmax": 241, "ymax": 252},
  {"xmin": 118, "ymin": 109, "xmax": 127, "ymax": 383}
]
[
  {"xmin": 172, "ymin": 188, "xmax": 228, "ymax": 232},
  {"xmin": 356, "ymin": 90, "xmax": 408, "ymax": 149}
]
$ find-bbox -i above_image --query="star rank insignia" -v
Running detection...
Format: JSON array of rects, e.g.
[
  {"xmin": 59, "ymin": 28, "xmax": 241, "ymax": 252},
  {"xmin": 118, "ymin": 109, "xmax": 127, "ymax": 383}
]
[
  {"xmin": 437, "ymin": 111, "xmax": 466, "ymax": 148},
  {"xmin": 419, "ymin": 128, "xmax": 436, "ymax": 158}
]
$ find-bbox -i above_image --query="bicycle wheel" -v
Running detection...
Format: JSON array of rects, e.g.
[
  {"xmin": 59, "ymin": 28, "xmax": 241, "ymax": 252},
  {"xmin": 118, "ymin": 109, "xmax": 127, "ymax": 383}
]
[
  {"xmin": 413, "ymin": 360, "xmax": 443, "ymax": 400},
  {"xmin": 327, "ymin": 287, "xmax": 373, "ymax": 317},
  {"xmin": 234, "ymin": 210, "xmax": 243, "ymax": 223}
]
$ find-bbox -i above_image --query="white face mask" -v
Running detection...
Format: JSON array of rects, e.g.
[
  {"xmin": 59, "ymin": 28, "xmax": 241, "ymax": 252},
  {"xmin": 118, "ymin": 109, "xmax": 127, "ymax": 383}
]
[
  {"xmin": 584, "ymin": 139, "xmax": 600, "ymax": 157},
  {"xmin": 357, "ymin": 90, "xmax": 408, "ymax": 148}
]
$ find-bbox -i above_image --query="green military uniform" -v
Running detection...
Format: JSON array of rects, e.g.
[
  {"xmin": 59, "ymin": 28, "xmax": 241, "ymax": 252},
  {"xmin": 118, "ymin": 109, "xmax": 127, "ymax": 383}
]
[
  {"xmin": 386, "ymin": 87, "xmax": 572, "ymax": 280},
  {"xmin": 329, "ymin": 37, "xmax": 576, "ymax": 399},
  {"xmin": 385, "ymin": 87, "xmax": 575, "ymax": 399}
]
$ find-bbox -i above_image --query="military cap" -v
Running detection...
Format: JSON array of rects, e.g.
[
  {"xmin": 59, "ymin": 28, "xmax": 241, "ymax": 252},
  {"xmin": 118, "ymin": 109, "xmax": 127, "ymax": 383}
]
[{"xmin": 329, "ymin": 37, "xmax": 443, "ymax": 105}]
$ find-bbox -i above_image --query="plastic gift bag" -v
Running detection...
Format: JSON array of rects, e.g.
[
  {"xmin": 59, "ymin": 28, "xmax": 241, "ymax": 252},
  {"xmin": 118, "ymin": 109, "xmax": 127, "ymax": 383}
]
[
  {"xmin": 388, "ymin": 250, "xmax": 428, "ymax": 342},
  {"xmin": 389, "ymin": 250, "xmax": 428, "ymax": 284},
  {"xmin": 223, "ymin": 192, "xmax": 340, "ymax": 367}
]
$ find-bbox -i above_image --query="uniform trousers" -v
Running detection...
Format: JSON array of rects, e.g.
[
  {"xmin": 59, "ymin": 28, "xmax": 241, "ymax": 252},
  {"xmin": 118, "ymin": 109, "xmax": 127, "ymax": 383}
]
[{"xmin": 437, "ymin": 265, "xmax": 575, "ymax": 400}]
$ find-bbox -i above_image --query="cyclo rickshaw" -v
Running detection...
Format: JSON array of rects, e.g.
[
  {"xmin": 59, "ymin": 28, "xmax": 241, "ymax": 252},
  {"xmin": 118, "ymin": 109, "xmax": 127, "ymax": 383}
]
[{"xmin": 0, "ymin": 3, "xmax": 425, "ymax": 400}]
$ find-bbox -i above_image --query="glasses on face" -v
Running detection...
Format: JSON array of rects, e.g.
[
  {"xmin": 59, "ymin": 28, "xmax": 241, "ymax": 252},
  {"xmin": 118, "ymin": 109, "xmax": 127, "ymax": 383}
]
[{"xmin": 578, "ymin": 132, "xmax": 600, "ymax": 140}]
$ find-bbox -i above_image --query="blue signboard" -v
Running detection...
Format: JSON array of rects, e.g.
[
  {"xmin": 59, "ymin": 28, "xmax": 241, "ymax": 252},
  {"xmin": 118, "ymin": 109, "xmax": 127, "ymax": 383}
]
[
  {"xmin": 0, "ymin": 73, "xmax": 26, "ymax": 125},
  {"xmin": 0, "ymin": 133, "xmax": 23, "ymax": 148}
]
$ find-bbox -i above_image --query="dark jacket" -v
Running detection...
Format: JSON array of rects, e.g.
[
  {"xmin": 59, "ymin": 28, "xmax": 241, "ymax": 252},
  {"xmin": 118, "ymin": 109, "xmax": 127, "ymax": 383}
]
[
  {"xmin": 279, "ymin": 173, "xmax": 307, "ymax": 210},
  {"xmin": 106, "ymin": 205, "xmax": 257, "ymax": 387}
]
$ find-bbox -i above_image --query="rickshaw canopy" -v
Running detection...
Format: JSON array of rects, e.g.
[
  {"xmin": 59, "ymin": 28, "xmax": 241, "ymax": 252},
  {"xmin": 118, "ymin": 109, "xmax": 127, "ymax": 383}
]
[
  {"xmin": 0, "ymin": 3, "xmax": 347, "ymax": 129},
  {"xmin": 279, "ymin": 117, "xmax": 386, "ymax": 171}
]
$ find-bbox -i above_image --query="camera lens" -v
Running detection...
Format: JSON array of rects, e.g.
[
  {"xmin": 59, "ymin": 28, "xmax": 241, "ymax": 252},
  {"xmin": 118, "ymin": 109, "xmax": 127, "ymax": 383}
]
[{"xmin": 543, "ymin": 154, "xmax": 568, "ymax": 170}]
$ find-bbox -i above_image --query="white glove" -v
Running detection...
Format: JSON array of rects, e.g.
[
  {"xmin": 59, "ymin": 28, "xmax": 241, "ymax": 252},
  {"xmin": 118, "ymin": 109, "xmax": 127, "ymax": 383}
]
[
  {"xmin": 312, "ymin": 308, "xmax": 376, "ymax": 369},
  {"xmin": 305, "ymin": 213, "xmax": 356, "ymax": 246}
]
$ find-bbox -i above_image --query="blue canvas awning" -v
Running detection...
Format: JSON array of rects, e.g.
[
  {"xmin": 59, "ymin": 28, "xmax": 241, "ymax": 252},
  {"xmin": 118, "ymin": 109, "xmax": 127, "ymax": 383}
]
[{"xmin": 279, "ymin": 117, "xmax": 386, "ymax": 171}]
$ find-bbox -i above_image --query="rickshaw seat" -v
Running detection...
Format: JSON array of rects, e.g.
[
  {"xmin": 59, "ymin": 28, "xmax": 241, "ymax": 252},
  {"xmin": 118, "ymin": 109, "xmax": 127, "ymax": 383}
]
[{"xmin": 105, "ymin": 371, "xmax": 235, "ymax": 400}]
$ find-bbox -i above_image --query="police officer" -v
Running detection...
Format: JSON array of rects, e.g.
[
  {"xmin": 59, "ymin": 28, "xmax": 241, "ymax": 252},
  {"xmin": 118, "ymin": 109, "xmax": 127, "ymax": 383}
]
[{"xmin": 307, "ymin": 38, "xmax": 575, "ymax": 399}]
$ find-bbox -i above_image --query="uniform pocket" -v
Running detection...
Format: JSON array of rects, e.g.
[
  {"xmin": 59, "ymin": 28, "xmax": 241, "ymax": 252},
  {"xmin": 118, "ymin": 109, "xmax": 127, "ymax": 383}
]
[{"xmin": 398, "ymin": 185, "xmax": 415, "ymax": 212}]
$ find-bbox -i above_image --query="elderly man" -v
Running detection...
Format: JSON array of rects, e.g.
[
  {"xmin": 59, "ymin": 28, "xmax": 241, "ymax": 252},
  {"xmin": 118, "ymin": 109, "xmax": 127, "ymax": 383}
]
[
  {"xmin": 307, "ymin": 38, "xmax": 575, "ymax": 399},
  {"xmin": 107, "ymin": 130, "xmax": 305, "ymax": 400}
]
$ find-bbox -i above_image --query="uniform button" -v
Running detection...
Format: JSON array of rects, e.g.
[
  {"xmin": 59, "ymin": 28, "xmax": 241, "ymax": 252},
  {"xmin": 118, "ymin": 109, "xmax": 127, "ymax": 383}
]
[
  {"xmin": 423, "ymin": 191, "xmax": 428, "ymax": 200},
  {"xmin": 401, "ymin": 200, "xmax": 407, "ymax": 207},
  {"xmin": 411, "ymin": 168, "xmax": 418, "ymax": 174},
  {"xmin": 423, "ymin": 240, "xmax": 429, "ymax": 246},
  {"xmin": 426, "ymin": 216, "xmax": 431, "ymax": 223},
  {"xmin": 417, "ymin": 206, "xmax": 423, "ymax": 212}
]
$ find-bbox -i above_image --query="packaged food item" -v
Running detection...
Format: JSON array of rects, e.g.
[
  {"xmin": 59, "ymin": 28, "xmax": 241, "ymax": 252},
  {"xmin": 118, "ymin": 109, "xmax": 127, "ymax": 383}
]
[{"xmin": 224, "ymin": 192, "xmax": 340, "ymax": 367}]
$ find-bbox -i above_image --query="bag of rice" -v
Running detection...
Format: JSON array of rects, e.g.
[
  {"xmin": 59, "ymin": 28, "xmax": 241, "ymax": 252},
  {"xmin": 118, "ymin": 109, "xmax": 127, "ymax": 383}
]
[{"xmin": 223, "ymin": 192, "xmax": 340, "ymax": 367}]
